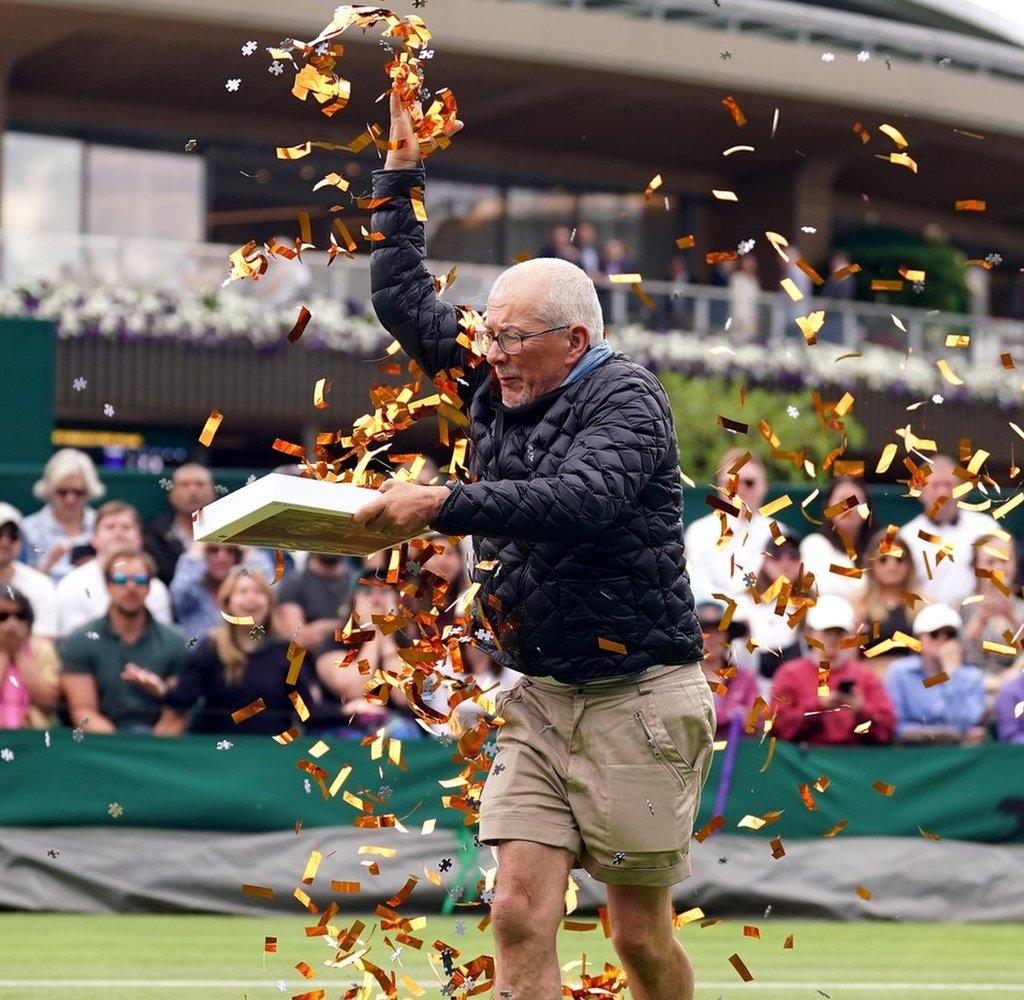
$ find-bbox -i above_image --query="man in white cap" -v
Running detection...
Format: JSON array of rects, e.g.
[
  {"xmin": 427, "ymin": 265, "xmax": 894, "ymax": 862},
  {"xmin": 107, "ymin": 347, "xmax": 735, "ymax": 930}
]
[
  {"xmin": 771, "ymin": 594, "xmax": 895, "ymax": 744},
  {"xmin": 0, "ymin": 503, "xmax": 57, "ymax": 640},
  {"xmin": 886, "ymin": 604, "xmax": 987, "ymax": 744}
]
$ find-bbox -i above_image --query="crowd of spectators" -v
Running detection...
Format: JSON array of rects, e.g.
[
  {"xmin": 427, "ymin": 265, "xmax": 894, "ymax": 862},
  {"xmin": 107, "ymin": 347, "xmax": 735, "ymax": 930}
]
[{"xmin": 1, "ymin": 445, "xmax": 1022, "ymax": 747}]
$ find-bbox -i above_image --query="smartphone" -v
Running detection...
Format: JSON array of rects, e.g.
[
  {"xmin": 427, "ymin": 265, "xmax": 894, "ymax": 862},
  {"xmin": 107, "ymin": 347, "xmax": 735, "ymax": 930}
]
[{"xmin": 837, "ymin": 678, "xmax": 856, "ymax": 695}]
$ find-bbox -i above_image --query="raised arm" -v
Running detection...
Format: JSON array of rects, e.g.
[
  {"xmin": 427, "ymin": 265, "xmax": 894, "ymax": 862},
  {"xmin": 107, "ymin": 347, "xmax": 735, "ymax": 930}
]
[{"xmin": 369, "ymin": 93, "xmax": 464, "ymax": 378}]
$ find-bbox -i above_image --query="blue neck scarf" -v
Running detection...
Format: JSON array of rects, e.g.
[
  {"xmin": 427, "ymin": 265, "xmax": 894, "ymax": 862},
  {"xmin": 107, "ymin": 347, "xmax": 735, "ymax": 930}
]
[{"xmin": 560, "ymin": 340, "xmax": 613, "ymax": 387}]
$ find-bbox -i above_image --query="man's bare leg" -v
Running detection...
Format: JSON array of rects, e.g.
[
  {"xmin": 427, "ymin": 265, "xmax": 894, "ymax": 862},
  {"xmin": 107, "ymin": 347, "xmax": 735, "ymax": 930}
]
[
  {"xmin": 491, "ymin": 840, "xmax": 575, "ymax": 1000},
  {"xmin": 606, "ymin": 883, "xmax": 694, "ymax": 1000}
]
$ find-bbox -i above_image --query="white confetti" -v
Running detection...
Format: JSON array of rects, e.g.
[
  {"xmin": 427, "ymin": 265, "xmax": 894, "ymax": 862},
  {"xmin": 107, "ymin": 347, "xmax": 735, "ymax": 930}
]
[
  {"xmin": 821, "ymin": 52, "xmax": 835, "ymax": 63},
  {"xmin": 72, "ymin": 376, "xmax": 87, "ymax": 392},
  {"xmin": 1, "ymin": 747, "xmax": 14, "ymax": 762},
  {"xmin": 269, "ymin": 61, "xmax": 285, "ymax": 76},
  {"xmin": 103, "ymin": 403, "xmax": 115, "ymax": 417},
  {"xmin": 858, "ymin": 50, "xmax": 871, "ymax": 62},
  {"xmin": 932, "ymin": 394, "xmax": 944, "ymax": 404},
  {"xmin": 226, "ymin": 78, "xmax": 241, "ymax": 92},
  {"xmin": 787, "ymin": 405, "xmax": 800, "ymax": 418},
  {"xmin": 241, "ymin": 40, "xmax": 258, "ymax": 56}
]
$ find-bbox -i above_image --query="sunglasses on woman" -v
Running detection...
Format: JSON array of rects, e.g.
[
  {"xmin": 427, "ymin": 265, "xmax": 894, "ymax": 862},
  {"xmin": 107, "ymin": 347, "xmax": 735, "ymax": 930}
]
[
  {"xmin": 927, "ymin": 628, "xmax": 958, "ymax": 641},
  {"xmin": 55, "ymin": 487, "xmax": 88, "ymax": 498},
  {"xmin": 0, "ymin": 609, "xmax": 29, "ymax": 623}
]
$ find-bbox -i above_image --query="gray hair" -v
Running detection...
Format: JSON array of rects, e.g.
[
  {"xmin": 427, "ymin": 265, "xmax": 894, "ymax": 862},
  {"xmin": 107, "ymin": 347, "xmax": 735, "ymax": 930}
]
[
  {"xmin": 489, "ymin": 257, "xmax": 605, "ymax": 343},
  {"xmin": 33, "ymin": 448, "xmax": 105, "ymax": 502}
]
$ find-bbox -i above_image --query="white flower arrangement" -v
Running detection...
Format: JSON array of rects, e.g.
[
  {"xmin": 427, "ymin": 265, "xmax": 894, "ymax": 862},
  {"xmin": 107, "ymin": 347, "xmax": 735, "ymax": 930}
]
[{"xmin": 0, "ymin": 280, "xmax": 1016, "ymax": 405}]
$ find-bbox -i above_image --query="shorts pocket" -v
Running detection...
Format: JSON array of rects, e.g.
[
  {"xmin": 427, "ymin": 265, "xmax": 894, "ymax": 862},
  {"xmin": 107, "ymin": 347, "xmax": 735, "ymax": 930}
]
[{"xmin": 600, "ymin": 763, "xmax": 701, "ymax": 855}]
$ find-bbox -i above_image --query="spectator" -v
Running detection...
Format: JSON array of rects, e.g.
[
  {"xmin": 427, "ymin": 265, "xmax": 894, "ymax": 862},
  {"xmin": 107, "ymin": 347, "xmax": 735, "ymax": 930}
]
[
  {"xmin": 900, "ymin": 456, "xmax": 999, "ymax": 607},
  {"xmin": 56, "ymin": 502, "xmax": 173, "ymax": 639},
  {"xmin": 886, "ymin": 604, "xmax": 986, "ymax": 744},
  {"xmin": 21, "ymin": 448, "xmax": 104, "ymax": 581},
  {"xmin": 169, "ymin": 541, "xmax": 245, "ymax": 640},
  {"xmin": 144, "ymin": 463, "xmax": 215, "ymax": 585},
  {"xmin": 771, "ymin": 595, "xmax": 896, "ymax": 745},
  {"xmin": 685, "ymin": 450, "xmax": 773, "ymax": 599},
  {"xmin": 960, "ymin": 534, "xmax": 1024, "ymax": 683},
  {"xmin": 538, "ymin": 225, "xmax": 579, "ymax": 264},
  {"xmin": 61, "ymin": 549, "xmax": 187, "ymax": 733},
  {"xmin": 696, "ymin": 601, "xmax": 760, "ymax": 738},
  {"xmin": 800, "ymin": 478, "xmax": 874, "ymax": 600},
  {"xmin": 852, "ymin": 529, "xmax": 919, "ymax": 673},
  {"xmin": 0, "ymin": 586, "xmax": 60, "ymax": 729},
  {"xmin": 141, "ymin": 568, "xmax": 310, "ymax": 736},
  {"xmin": 600, "ymin": 237, "xmax": 633, "ymax": 278},
  {"xmin": 820, "ymin": 251, "xmax": 856, "ymax": 344},
  {"xmin": 0, "ymin": 503, "xmax": 58, "ymax": 639},
  {"xmin": 574, "ymin": 221, "xmax": 602, "ymax": 280},
  {"xmin": 994, "ymin": 665, "xmax": 1024, "ymax": 743},
  {"xmin": 275, "ymin": 552, "xmax": 359, "ymax": 650},
  {"xmin": 659, "ymin": 255, "xmax": 693, "ymax": 331},
  {"xmin": 736, "ymin": 530, "xmax": 806, "ymax": 683},
  {"xmin": 728, "ymin": 253, "xmax": 761, "ymax": 343}
]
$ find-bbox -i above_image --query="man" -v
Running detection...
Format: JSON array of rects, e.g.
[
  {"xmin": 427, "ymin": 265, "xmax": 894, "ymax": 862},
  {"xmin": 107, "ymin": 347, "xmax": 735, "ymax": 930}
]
[
  {"xmin": 275, "ymin": 552, "xmax": 358, "ymax": 650},
  {"xmin": 0, "ymin": 502, "xmax": 58, "ymax": 639},
  {"xmin": 61, "ymin": 549, "xmax": 187, "ymax": 733},
  {"xmin": 886, "ymin": 604, "xmax": 987, "ymax": 744},
  {"xmin": 352, "ymin": 92, "xmax": 712, "ymax": 1000},
  {"xmin": 684, "ymin": 449, "xmax": 774, "ymax": 600},
  {"xmin": 144, "ymin": 463, "xmax": 216, "ymax": 584},
  {"xmin": 56, "ymin": 501, "xmax": 173, "ymax": 638},
  {"xmin": 169, "ymin": 540, "xmax": 244, "ymax": 638},
  {"xmin": 900, "ymin": 455, "xmax": 1000, "ymax": 606},
  {"xmin": 771, "ymin": 595, "xmax": 895, "ymax": 745}
]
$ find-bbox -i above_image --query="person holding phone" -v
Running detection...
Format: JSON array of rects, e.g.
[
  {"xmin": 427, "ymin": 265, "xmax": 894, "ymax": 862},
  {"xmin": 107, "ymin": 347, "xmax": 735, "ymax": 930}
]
[{"xmin": 771, "ymin": 594, "xmax": 896, "ymax": 745}]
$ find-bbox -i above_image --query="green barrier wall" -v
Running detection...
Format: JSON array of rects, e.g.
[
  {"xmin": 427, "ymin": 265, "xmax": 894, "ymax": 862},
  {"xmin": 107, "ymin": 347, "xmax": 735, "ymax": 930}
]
[{"xmin": 2, "ymin": 730, "xmax": 1021, "ymax": 842}]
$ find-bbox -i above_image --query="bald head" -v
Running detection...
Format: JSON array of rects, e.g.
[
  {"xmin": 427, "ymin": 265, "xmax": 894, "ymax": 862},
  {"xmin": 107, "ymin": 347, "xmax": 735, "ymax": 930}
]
[{"xmin": 170, "ymin": 463, "xmax": 215, "ymax": 516}]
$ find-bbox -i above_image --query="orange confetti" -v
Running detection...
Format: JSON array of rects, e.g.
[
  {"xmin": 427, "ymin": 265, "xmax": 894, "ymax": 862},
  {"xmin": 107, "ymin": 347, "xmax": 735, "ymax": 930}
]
[
  {"xmin": 242, "ymin": 883, "xmax": 274, "ymax": 899},
  {"xmin": 856, "ymin": 886, "xmax": 872, "ymax": 900},
  {"xmin": 797, "ymin": 783, "xmax": 818, "ymax": 811},
  {"xmin": 872, "ymin": 780, "xmax": 895, "ymax": 797},
  {"xmin": 694, "ymin": 814, "xmax": 725, "ymax": 843},
  {"xmin": 676, "ymin": 235, "xmax": 696, "ymax": 249},
  {"xmin": 923, "ymin": 671, "xmax": 950, "ymax": 688},
  {"xmin": 231, "ymin": 698, "xmax": 266, "ymax": 724},
  {"xmin": 728, "ymin": 953, "xmax": 754, "ymax": 982},
  {"xmin": 198, "ymin": 410, "xmax": 223, "ymax": 448},
  {"xmin": 722, "ymin": 96, "xmax": 747, "ymax": 127},
  {"xmin": 783, "ymin": 934, "xmax": 794, "ymax": 949},
  {"xmin": 955, "ymin": 199, "xmax": 986, "ymax": 212},
  {"xmin": 919, "ymin": 827, "xmax": 942, "ymax": 842},
  {"xmin": 288, "ymin": 306, "xmax": 312, "ymax": 343},
  {"xmin": 598, "ymin": 637, "xmax": 627, "ymax": 654},
  {"xmin": 769, "ymin": 836, "xmax": 785, "ymax": 860}
]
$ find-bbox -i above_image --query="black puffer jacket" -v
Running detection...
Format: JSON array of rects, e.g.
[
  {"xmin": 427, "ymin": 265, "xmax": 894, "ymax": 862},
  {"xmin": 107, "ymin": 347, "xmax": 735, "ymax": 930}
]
[{"xmin": 370, "ymin": 168, "xmax": 704, "ymax": 682}]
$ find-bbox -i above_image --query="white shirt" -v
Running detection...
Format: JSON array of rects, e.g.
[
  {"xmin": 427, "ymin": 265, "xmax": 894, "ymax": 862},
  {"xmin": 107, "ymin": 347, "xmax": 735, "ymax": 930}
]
[
  {"xmin": 800, "ymin": 532, "xmax": 861, "ymax": 601},
  {"xmin": 7, "ymin": 561, "xmax": 59, "ymax": 638},
  {"xmin": 55, "ymin": 559, "xmax": 173, "ymax": 638},
  {"xmin": 900, "ymin": 509, "xmax": 1000, "ymax": 607},
  {"xmin": 684, "ymin": 511, "xmax": 774, "ymax": 600}
]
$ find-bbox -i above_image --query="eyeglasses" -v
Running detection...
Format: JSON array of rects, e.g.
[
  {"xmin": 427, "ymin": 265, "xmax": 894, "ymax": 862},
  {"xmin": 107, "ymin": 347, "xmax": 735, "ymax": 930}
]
[
  {"xmin": 108, "ymin": 573, "xmax": 151, "ymax": 586},
  {"xmin": 0, "ymin": 610, "xmax": 29, "ymax": 623},
  {"xmin": 877, "ymin": 554, "xmax": 906, "ymax": 564},
  {"xmin": 55, "ymin": 487, "xmax": 87, "ymax": 498},
  {"xmin": 474, "ymin": 324, "xmax": 570, "ymax": 356},
  {"xmin": 926, "ymin": 628, "xmax": 958, "ymax": 641},
  {"xmin": 0, "ymin": 524, "xmax": 19, "ymax": 541}
]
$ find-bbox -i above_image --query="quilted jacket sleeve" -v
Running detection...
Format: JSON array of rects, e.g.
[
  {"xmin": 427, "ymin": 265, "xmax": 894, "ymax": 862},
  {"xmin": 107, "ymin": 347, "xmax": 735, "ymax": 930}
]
[
  {"xmin": 369, "ymin": 167, "xmax": 463, "ymax": 378},
  {"xmin": 432, "ymin": 373, "xmax": 671, "ymax": 544}
]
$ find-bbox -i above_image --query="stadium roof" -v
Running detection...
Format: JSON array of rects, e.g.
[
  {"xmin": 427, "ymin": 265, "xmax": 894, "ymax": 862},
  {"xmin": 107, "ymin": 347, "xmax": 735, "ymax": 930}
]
[{"xmin": 794, "ymin": 0, "xmax": 1024, "ymax": 47}]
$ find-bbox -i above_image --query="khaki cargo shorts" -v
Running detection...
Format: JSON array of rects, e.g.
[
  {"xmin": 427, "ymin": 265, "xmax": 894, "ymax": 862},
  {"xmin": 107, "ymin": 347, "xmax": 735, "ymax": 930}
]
[{"xmin": 479, "ymin": 662, "xmax": 715, "ymax": 886}]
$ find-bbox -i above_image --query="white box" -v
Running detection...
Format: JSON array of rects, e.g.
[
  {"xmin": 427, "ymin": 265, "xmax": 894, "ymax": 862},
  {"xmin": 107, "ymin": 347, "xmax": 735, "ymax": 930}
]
[{"xmin": 193, "ymin": 473, "xmax": 413, "ymax": 556}]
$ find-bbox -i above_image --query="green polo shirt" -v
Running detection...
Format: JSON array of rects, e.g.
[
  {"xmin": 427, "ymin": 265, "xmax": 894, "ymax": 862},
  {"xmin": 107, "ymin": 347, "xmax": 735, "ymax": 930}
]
[{"xmin": 61, "ymin": 614, "xmax": 188, "ymax": 731}]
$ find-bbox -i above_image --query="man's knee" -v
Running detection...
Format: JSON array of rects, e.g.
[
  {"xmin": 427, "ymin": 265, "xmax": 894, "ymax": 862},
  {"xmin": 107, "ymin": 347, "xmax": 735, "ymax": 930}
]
[
  {"xmin": 491, "ymin": 882, "xmax": 559, "ymax": 946},
  {"xmin": 611, "ymin": 921, "xmax": 670, "ymax": 969}
]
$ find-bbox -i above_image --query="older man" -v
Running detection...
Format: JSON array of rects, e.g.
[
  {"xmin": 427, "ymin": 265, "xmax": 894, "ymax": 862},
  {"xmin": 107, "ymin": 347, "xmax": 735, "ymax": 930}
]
[
  {"xmin": 144, "ymin": 463, "xmax": 216, "ymax": 584},
  {"xmin": 353, "ymin": 93, "xmax": 711, "ymax": 1000}
]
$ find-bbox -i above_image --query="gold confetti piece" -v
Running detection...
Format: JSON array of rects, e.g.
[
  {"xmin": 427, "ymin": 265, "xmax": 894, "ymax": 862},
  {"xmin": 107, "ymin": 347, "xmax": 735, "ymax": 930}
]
[
  {"xmin": 285, "ymin": 643, "xmax": 306, "ymax": 686},
  {"xmin": 230, "ymin": 698, "xmax": 265, "ymax": 724},
  {"xmin": 242, "ymin": 883, "xmax": 274, "ymax": 899},
  {"xmin": 676, "ymin": 907, "xmax": 705, "ymax": 926},
  {"xmin": 198, "ymin": 410, "xmax": 223, "ymax": 447},
  {"xmin": 722, "ymin": 95, "xmax": 747, "ymax": 126},
  {"xmin": 796, "ymin": 259, "xmax": 826, "ymax": 285},
  {"xmin": 899, "ymin": 268, "xmax": 926, "ymax": 283},
  {"xmin": 759, "ymin": 495, "xmax": 792, "ymax": 518},
  {"xmin": 330, "ymin": 880, "xmax": 360, "ymax": 893},
  {"xmin": 936, "ymin": 358, "xmax": 964, "ymax": 386},
  {"xmin": 706, "ymin": 250, "xmax": 738, "ymax": 265},
  {"xmin": 874, "ymin": 443, "xmax": 896, "ymax": 474},
  {"xmin": 675, "ymin": 235, "xmax": 696, "ymax": 249},
  {"xmin": 891, "ymin": 314, "xmax": 907, "ymax": 333},
  {"xmin": 834, "ymin": 460, "xmax": 864, "ymax": 477},
  {"xmin": 744, "ymin": 925, "xmax": 761, "ymax": 938},
  {"xmin": 289, "ymin": 691, "xmax": 311, "ymax": 722},
  {"xmin": 834, "ymin": 392, "xmax": 855, "ymax": 416},
  {"xmin": 872, "ymin": 780, "xmax": 895, "ymax": 797},
  {"xmin": 796, "ymin": 311, "xmax": 825, "ymax": 345},
  {"xmin": 644, "ymin": 174, "xmax": 663, "ymax": 199},
  {"xmin": 609, "ymin": 272, "xmax": 642, "ymax": 284},
  {"xmin": 853, "ymin": 121, "xmax": 871, "ymax": 144},
  {"xmin": 780, "ymin": 278, "xmax": 804, "ymax": 302},
  {"xmin": 888, "ymin": 152, "xmax": 918, "ymax": 172},
  {"xmin": 798, "ymin": 784, "xmax": 817, "ymax": 811},
  {"xmin": 286, "ymin": 306, "xmax": 313, "ymax": 345},
  {"xmin": 308, "ymin": 740, "xmax": 330, "ymax": 758},
  {"xmin": 313, "ymin": 378, "xmax": 331, "ymax": 410},
  {"xmin": 813, "ymin": 775, "xmax": 831, "ymax": 793},
  {"xmin": 738, "ymin": 814, "xmax": 767, "ymax": 830},
  {"xmin": 295, "ymin": 961, "xmax": 316, "ymax": 980},
  {"xmin": 872, "ymin": 279, "xmax": 904, "ymax": 292},
  {"xmin": 272, "ymin": 727, "xmax": 299, "ymax": 745},
  {"xmin": 694, "ymin": 814, "xmax": 725, "ymax": 842},
  {"xmin": 1001, "ymin": 353, "xmax": 1015, "ymax": 370},
  {"xmin": 955, "ymin": 199, "xmax": 986, "ymax": 212},
  {"xmin": 729, "ymin": 953, "xmax": 754, "ymax": 982},
  {"xmin": 410, "ymin": 186, "xmax": 428, "ymax": 222},
  {"xmin": 713, "ymin": 189, "xmax": 739, "ymax": 202},
  {"xmin": 982, "ymin": 640, "xmax": 1017, "ymax": 657},
  {"xmin": 856, "ymin": 886, "xmax": 872, "ymax": 900},
  {"xmin": 301, "ymin": 850, "xmax": 323, "ymax": 886},
  {"xmin": 822, "ymin": 820, "xmax": 848, "ymax": 838},
  {"xmin": 923, "ymin": 671, "xmax": 950, "ymax": 688},
  {"xmin": 293, "ymin": 991, "xmax": 325, "ymax": 1000},
  {"xmin": 598, "ymin": 637, "xmax": 627, "ymax": 654},
  {"xmin": 400, "ymin": 976, "xmax": 426, "ymax": 996},
  {"xmin": 264, "ymin": 936, "xmax": 277, "ymax": 952},
  {"xmin": 993, "ymin": 493, "xmax": 1023, "ymax": 520},
  {"xmin": 765, "ymin": 231, "xmax": 790, "ymax": 261},
  {"xmin": 357, "ymin": 845, "xmax": 397, "ymax": 858},
  {"xmin": 879, "ymin": 123, "xmax": 909, "ymax": 149},
  {"xmin": 723, "ymin": 145, "xmax": 755, "ymax": 156},
  {"xmin": 783, "ymin": 934, "xmax": 794, "ymax": 949},
  {"xmin": 759, "ymin": 736, "xmax": 776, "ymax": 773},
  {"xmin": 919, "ymin": 827, "xmax": 942, "ymax": 842},
  {"xmin": 420, "ymin": 818, "xmax": 436, "ymax": 835},
  {"xmin": 946, "ymin": 334, "xmax": 970, "ymax": 348},
  {"xmin": 769, "ymin": 837, "xmax": 785, "ymax": 859}
]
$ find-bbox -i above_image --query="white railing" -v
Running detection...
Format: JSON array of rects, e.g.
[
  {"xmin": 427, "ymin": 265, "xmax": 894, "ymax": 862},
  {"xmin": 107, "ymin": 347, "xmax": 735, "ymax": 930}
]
[
  {"xmin": 513, "ymin": 0, "xmax": 1024, "ymax": 79},
  {"xmin": 3, "ymin": 229, "xmax": 1022, "ymax": 363}
]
